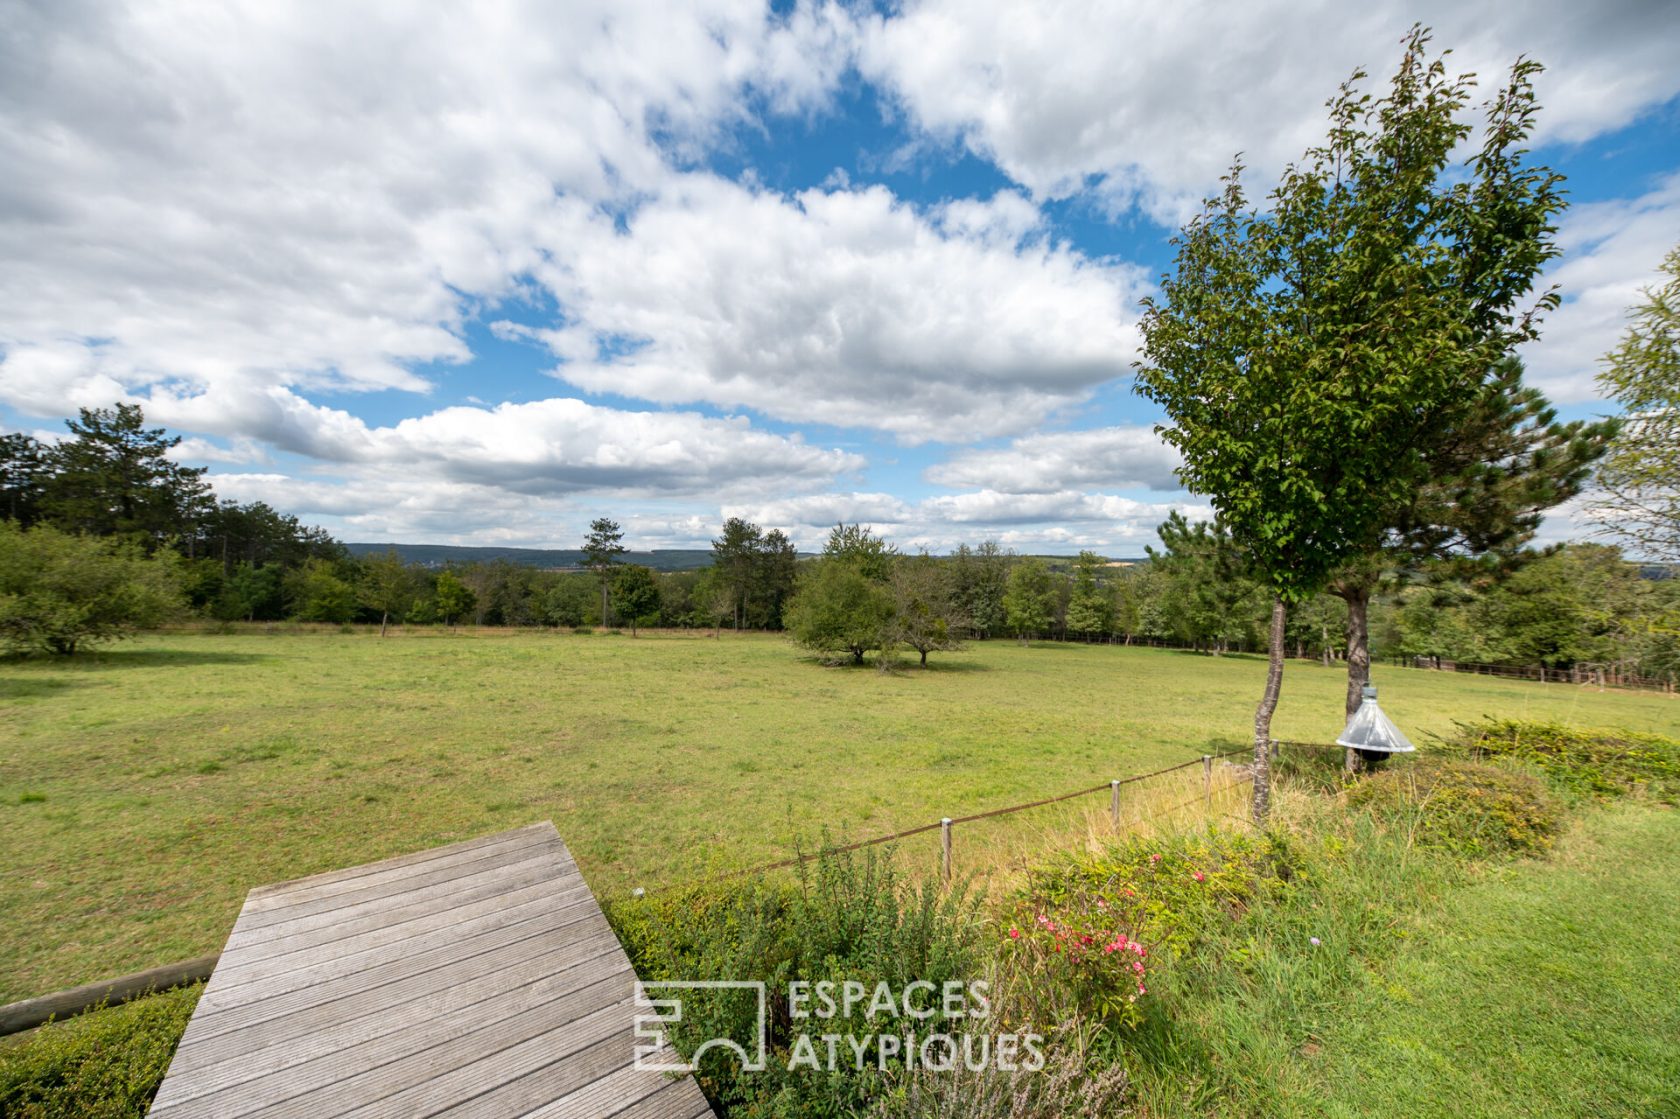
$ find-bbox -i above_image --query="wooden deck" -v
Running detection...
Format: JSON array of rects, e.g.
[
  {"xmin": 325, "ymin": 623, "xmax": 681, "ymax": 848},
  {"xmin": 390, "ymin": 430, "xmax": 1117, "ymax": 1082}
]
[{"xmin": 149, "ymin": 822, "xmax": 713, "ymax": 1119}]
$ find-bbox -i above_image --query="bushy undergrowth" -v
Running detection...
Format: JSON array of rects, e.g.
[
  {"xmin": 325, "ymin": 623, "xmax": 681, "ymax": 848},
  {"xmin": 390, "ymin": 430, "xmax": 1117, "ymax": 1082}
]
[
  {"xmin": 1002, "ymin": 830, "xmax": 1308, "ymax": 1063},
  {"xmin": 1453, "ymin": 718, "xmax": 1680, "ymax": 803},
  {"xmin": 0, "ymin": 986, "xmax": 198, "ymax": 1119},
  {"xmin": 1347, "ymin": 758, "xmax": 1563, "ymax": 857},
  {"xmin": 608, "ymin": 845, "xmax": 989, "ymax": 1118}
]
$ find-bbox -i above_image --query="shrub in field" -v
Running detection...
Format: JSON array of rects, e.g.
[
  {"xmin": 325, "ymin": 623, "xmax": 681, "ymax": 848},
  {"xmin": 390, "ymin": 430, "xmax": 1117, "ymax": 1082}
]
[
  {"xmin": 608, "ymin": 845, "xmax": 987, "ymax": 1118},
  {"xmin": 0, "ymin": 986, "xmax": 198, "ymax": 1118},
  {"xmin": 0, "ymin": 522, "xmax": 183, "ymax": 655},
  {"xmin": 1452, "ymin": 719, "xmax": 1680, "ymax": 803},
  {"xmin": 1347, "ymin": 758, "xmax": 1562, "ymax": 857}
]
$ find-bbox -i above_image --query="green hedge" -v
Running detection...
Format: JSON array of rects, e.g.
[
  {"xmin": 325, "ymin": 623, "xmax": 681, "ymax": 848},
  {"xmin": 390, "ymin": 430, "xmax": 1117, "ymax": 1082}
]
[{"xmin": 0, "ymin": 986, "xmax": 197, "ymax": 1119}]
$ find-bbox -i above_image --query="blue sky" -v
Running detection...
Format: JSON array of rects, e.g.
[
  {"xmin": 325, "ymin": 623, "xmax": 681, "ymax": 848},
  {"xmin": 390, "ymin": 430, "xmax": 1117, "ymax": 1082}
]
[{"xmin": 2, "ymin": 1, "xmax": 1677, "ymax": 554}]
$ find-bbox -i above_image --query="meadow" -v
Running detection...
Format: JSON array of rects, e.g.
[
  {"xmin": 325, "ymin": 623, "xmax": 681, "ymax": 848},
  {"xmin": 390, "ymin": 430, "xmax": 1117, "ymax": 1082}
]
[{"xmin": 2, "ymin": 626, "xmax": 1676, "ymax": 1005}]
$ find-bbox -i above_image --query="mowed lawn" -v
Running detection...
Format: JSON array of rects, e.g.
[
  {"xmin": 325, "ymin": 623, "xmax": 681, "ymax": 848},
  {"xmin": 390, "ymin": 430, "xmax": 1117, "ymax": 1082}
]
[
  {"xmin": 1309, "ymin": 805, "xmax": 1680, "ymax": 1118},
  {"xmin": 2, "ymin": 627, "xmax": 1676, "ymax": 1003}
]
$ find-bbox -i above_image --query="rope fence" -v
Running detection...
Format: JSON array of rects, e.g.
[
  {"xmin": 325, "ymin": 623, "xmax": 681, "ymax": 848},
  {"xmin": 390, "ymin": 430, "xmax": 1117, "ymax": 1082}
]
[{"xmin": 683, "ymin": 745, "xmax": 1261, "ymax": 892}]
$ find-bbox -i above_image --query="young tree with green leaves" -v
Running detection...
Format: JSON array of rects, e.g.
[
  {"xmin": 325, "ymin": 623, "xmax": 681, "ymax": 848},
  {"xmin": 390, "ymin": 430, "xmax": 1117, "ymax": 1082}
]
[
  {"xmin": 1064, "ymin": 550, "xmax": 1114, "ymax": 640},
  {"xmin": 359, "ymin": 548, "xmax": 415, "ymax": 637},
  {"xmin": 0, "ymin": 521, "xmax": 184, "ymax": 654},
  {"xmin": 784, "ymin": 558, "xmax": 892, "ymax": 664},
  {"xmin": 1003, "ymin": 557, "xmax": 1056, "ymax": 643},
  {"xmin": 886, "ymin": 552, "xmax": 968, "ymax": 666},
  {"xmin": 582, "ymin": 517, "xmax": 627, "ymax": 627},
  {"xmin": 285, "ymin": 558, "xmax": 356, "ymax": 624},
  {"xmin": 1597, "ymin": 244, "xmax": 1680, "ymax": 562},
  {"xmin": 611, "ymin": 564, "xmax": 661, "ymax": 636},
  {"xmin": 433, "ymin": 569, "xmax": 475, "ymax": 628},
  {"xmin": 1135, "ymin": 29, "xmax": 1565, "ymax": 821},
  {"xmin": 1148, "ymin": 514, "xmax": 1266, "ymax": 653},
  {"xmin": 822, "ymin": 523, "xmax": 896, "ymax": 581},
  {"xmin": 949, "ymin": 541, "xmax": 1012, "ymax": 638}
]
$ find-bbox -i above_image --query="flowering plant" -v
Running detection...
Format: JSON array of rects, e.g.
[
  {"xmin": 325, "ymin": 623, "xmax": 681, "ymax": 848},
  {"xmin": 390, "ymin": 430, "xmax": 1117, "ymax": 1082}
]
[{"xmin": 1004, "ymin": 893, "xmax": 1152, "ymax": 1029}]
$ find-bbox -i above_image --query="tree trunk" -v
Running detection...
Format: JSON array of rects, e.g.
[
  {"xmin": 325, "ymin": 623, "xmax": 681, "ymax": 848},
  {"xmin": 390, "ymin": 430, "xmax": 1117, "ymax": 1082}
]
[
  {"xmin": 919, "ymin": 648, "xmax": 928, "ymax": 667},
  {"xmin": 600, "ymin": 580, "xmax": 609, "ymax": 630},
  {"xmin": 379, "ymin": 610, "xmax": 389, "ymax": 638},
  {"xmin": 1341, "ymin": 583, "xmax": 1371, "ymax": 773},
  {"xmin": 1252, "ymin": 597, "xmax": 1286, "ymax": 826}
]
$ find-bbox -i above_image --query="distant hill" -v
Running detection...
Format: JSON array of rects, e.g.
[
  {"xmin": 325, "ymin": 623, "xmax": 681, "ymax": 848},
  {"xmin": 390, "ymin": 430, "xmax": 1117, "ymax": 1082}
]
[{"xmin": 345, "ymin": 542, "xmax": 714, "ymax": 571}]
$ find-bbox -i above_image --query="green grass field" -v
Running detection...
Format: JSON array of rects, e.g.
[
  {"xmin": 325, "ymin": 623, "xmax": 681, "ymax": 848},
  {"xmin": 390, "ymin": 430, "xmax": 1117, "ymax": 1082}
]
[
  {"xmin": 1306, "ymin": 804, "xmax": 1680, "ymax": 1118},
  {"xmin": 2, "ymin": 627, "xmax": 1676, "ymax": 1004}
]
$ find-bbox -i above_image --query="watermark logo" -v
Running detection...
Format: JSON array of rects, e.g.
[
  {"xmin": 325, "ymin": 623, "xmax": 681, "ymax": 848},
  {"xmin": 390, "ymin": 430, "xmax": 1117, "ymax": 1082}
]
[
  {"xmin": 633, "ymin": 979, "xmax": 1044, "ymax": 1075},
  {"xmin": 633, "ymin": 980, "xmax": 768, "ymax": 1073}
]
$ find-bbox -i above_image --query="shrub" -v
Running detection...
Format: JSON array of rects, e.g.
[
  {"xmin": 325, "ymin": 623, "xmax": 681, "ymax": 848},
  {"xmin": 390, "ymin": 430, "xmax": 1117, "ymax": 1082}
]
[
  {"xmin": 0, "ymin": 522, "xmax": 184, "ymax": 655},
  {"xmin": 1452, "ymin": 719, "xmax": 1680, "ymax": 804},
  {"xmin": 1346, "ymin": 758, "xmax": 1563, "ymax": 857},
  {"xmin": 1002, "ymin": 828, "xmax": 1307, "ymax": 1055},
  {"xmin": 608, "ymin": 845, "xmax": 986, "ymax": 1118},
  {"xmin": 0, "ymin": 986, "xmax": 198, "ymax": 1118}
]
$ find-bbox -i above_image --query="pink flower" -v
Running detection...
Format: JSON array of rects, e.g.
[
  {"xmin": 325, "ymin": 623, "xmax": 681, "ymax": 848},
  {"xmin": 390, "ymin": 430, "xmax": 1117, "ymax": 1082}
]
[
  {"xmin": 1132, "ymin": 960, "xmax": 1144, "ymax": 974},
  {"xmin": 1009, "ymin": 928, "xmax": 1021, "ymax": 940},
  {"xmin": 1136, "ymin": 984, "xmax": 1147, "ymax": 995},
  {"xmin": 1192, "ymin": 871, "xmax": 1206, "ymax": 882},
  {"xmin": 1150, "ymin": 854, "xmax": 1162, "ymax": 863}
]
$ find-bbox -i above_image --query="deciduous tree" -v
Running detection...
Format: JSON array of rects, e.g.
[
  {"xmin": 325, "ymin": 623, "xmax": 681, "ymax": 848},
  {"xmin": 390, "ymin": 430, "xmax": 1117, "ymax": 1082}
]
[
  {"xmin": 1003, "ymin": 558, "xmax": 1056, "ymax": 643},
  {"xmin": 0, "ymin": 521, "xmax": 184, "ymax": 654},
  {"xmin": 1597, "ymin": 244, "xmax": 1680, "ymax": 562},
  {"xmin": 611, "ymin": 564, "xmax": 662, "ymax": 636},
  {"xmin": 1136, "ymin": 29, "xmax": 1564, "ymax": 821}
]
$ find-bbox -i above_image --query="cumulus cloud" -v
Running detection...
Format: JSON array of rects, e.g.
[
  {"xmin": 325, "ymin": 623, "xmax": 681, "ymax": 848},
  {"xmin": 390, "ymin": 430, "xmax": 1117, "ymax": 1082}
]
[
  {"xmin": 171, "ymin": 391, "xmax": 863, "ymax": 497},
  {"xmin": 859, "ymin": 0, "xmax": 1680, "ymax": 224},
  {"xmin": 0, "ymin": 0, "xmax": 847, "ymax": 403},
  {"xmin": 519, "ymin": 179, "xmax": 1146, "ymax": 441},
  {"xmin": 1519, "ymin": 172, "xmax": 1680, "ymax": 403},
  {"xmin": 927, "ymin": 426, "xmax": 1181, "ymax": 492}
]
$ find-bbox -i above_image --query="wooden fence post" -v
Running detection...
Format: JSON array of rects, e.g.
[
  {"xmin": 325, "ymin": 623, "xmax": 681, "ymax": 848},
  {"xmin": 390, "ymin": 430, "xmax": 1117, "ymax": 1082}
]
[
  {"xmin": 940, "ymin": 818, "xmax": 953, "ymax": 884},
  {"xmin": 1202, "ymin": 755, "xmax": 1213, "ymax": 805},
  {"xmin": 1110, "ymin": 780, "xmax": 1120, "ymax": 827}
]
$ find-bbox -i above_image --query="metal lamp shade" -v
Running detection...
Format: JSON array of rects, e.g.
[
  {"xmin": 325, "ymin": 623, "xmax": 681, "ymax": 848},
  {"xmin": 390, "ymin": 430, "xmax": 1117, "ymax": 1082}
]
[{"xmin": 1336, "ymin": 685, "xmax": 1415, "ymax": 756}]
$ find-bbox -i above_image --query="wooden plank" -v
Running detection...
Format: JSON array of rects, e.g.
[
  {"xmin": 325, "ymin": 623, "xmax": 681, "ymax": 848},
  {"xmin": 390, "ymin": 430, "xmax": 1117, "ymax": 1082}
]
[
  {"xmin": 180, "ymin": 893, "xmax": 596, "ymax": 1039},
  {"xmin": 159, "ymin": 921, "xmax": 622, "ymax": 1084},
  {"xmin": 0, "ymin": 954, "xmax": 218, "ymax": 1038},
  {"xmin": 150, "ymin": 822, "xmax": 712, "ymax": 1119},
  {"xmin": 206, "ymin": 874, "xmax": 594, "ymax": 1000},
  {"xmin": 241, "ymin": 824, "xmax": 556, "ymax": 903},
  {"xmin": 219, "ymin": 846, "xmax": 580, "ymax": 959},
  {"xmin": 233, "ymin": 831, "xmax": 559, "ymax": 931}
]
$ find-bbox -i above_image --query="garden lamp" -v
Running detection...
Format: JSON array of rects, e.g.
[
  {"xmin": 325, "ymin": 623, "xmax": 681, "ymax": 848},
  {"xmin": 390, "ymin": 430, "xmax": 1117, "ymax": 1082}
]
[{"xmin": 1335, "ymin": 684, "xmax": 1415, "ymax": 764}]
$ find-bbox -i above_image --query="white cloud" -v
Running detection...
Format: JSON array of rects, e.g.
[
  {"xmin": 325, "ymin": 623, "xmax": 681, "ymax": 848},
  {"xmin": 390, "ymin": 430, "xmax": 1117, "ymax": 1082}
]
[
  {"xmin": 520, "ymin": 179, "xmax": 1146, "ymax": 441},
  {"xmin": 927, "ymin": 425, "xmax": 1180, "ymax": 491},
  {"xmin": 171, "ymin": 390, "xmax": 863, "ymax": 497},
  {"xmin": 859, "ymin": 1, "xmax": 1680, "ymax": 224},
  {"xmin": 1520, "ymin": 173, "xmax": 1680, "ymax": 403},
  {"xmin": 0, "ymin": 0, "xmax": 848, "ymax": 406}
]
